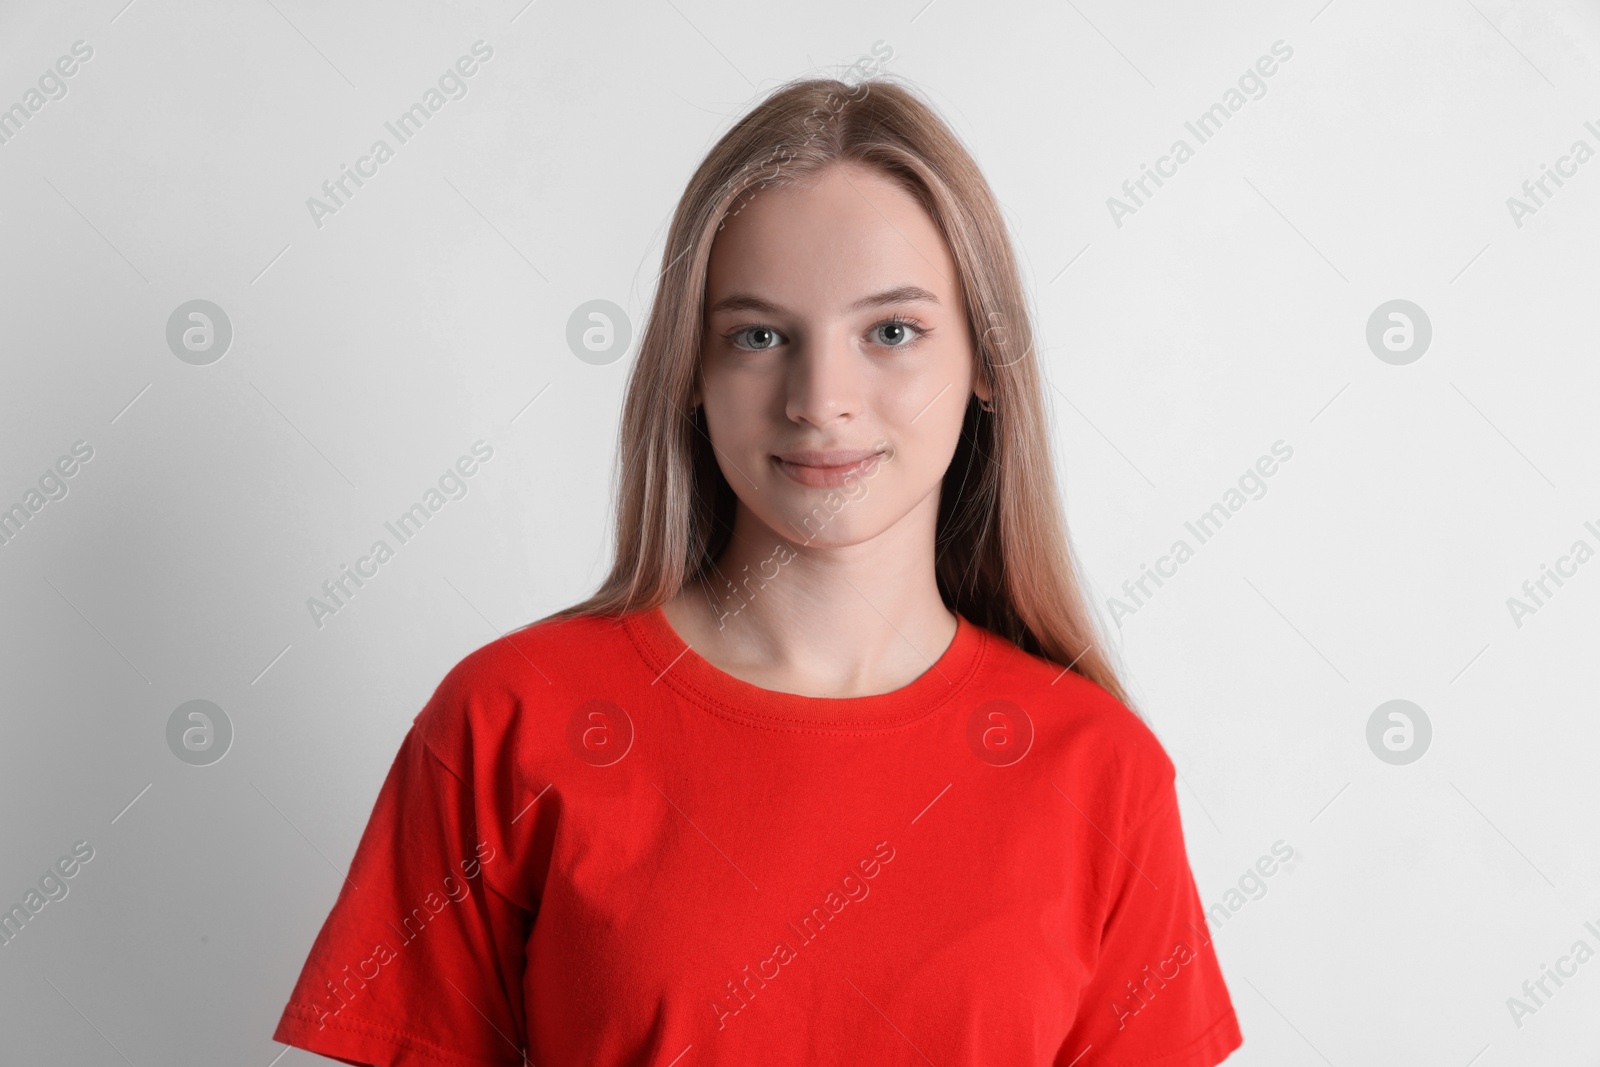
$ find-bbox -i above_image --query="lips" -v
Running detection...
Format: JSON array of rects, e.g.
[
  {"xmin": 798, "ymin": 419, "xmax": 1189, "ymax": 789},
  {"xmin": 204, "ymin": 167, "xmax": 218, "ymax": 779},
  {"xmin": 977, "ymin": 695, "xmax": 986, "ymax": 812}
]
[
  {"xmin": 772, "ymin": 447, "xmax": 887, "ymax": 489},
  {"xmin": 775, "ymin": 448, "xmax": 883, "ymax": 468}
]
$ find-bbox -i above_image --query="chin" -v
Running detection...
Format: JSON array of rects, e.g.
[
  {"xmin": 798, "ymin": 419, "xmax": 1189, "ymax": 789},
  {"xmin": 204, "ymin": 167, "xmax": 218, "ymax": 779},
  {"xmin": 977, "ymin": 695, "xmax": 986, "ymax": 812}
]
[{"xmin": 774, "ymin": 505, "xmax": 886, "ymax": 548}]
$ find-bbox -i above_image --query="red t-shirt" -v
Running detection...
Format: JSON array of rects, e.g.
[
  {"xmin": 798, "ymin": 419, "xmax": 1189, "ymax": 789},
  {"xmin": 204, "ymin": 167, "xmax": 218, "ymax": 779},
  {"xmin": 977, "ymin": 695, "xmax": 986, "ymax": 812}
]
[{"xmin": 272, "ymin": 604, "xmax": 1242, "ymax": 1066}]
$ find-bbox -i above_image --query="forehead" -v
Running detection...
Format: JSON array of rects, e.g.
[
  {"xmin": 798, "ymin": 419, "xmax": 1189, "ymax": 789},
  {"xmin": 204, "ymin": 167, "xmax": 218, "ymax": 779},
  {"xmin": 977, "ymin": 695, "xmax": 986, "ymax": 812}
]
[{"xmin": 704, "ymin": 163, "xmax": 959, "ymax": 313}]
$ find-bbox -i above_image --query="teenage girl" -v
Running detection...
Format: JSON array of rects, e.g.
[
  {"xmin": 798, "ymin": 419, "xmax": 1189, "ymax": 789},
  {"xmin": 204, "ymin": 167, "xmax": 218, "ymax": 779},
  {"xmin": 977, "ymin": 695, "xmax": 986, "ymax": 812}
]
[{"xmin": 273, "ymin": 74, "xmax": 1243, "ymax": 1067}]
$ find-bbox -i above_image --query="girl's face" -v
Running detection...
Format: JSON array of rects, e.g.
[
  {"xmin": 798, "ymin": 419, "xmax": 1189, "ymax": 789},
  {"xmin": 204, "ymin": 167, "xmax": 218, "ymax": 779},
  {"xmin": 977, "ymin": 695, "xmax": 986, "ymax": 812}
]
[{"xmin": 696, "ymin": 162, "xmax": 988, "ymax": 549}]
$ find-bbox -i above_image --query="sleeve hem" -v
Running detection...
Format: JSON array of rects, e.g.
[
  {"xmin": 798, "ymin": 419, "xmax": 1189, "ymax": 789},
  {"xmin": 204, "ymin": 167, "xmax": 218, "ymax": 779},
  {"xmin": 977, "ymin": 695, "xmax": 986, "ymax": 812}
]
[
  {"xmin": 273, "ymin": 1002, "xmax": 524, "ymax": 1067},
  {"xmin": 1097, "ymin": 1009, "xmax": 1243, "ymax": 1067}
]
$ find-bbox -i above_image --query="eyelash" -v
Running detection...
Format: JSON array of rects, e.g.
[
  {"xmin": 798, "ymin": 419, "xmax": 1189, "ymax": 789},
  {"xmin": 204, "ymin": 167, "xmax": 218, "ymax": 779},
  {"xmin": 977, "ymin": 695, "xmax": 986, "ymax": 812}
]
[{"xmin": 723, "ymin": 314, "xmax": 931, "ymax": 352}]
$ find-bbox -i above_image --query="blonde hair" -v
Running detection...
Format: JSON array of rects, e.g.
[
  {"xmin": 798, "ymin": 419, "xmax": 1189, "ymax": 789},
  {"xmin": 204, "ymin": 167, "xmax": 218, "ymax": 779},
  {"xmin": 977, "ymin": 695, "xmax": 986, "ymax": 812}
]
[{"xmin": 542, "ymin": 74, "xmax": 1136, "ymax": 712}]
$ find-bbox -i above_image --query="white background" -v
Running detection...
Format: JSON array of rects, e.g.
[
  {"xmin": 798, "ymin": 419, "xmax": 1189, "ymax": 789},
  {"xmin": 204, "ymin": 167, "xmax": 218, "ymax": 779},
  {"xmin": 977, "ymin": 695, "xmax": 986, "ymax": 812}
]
[{"xmin": 1, "ymin": 0, "xmax": 1598, "ymax": 1063}]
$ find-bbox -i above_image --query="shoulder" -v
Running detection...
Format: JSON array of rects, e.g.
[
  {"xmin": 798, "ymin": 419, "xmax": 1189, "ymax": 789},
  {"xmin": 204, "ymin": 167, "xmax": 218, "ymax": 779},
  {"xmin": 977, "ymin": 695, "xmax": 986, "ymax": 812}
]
[
  {"xmin": 411, "ymin": 608, "xmax": 633, "ymax": 777},
  {"xmin": 977, "ymin": 630, "xmax": 1176, "ymax": 827},
  {"xmin": 426, "ymin": 609, "xmax": 625, "ymax": 701}
]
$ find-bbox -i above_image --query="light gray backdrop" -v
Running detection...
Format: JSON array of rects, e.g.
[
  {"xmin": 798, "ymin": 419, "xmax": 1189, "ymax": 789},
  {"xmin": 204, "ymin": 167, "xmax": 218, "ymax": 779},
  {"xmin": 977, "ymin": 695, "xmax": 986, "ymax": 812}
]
[{"xmin": 2, "ymin": 0, "xmax": 1597, "ymax": 1063}]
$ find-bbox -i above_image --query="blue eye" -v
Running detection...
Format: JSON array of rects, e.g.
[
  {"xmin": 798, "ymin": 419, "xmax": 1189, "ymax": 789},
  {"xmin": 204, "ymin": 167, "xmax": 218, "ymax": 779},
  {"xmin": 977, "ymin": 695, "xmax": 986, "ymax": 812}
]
[
  {"xmin": 729, "ymin": 325, "xmax": 784, "ymax": 350},
  {"xmin": 872, "ymin": 317, "xmax": 925, "ymax": 347},
  {"xmin": 722, "ymin": 316, "xmax": 930, "ymax": 352}
]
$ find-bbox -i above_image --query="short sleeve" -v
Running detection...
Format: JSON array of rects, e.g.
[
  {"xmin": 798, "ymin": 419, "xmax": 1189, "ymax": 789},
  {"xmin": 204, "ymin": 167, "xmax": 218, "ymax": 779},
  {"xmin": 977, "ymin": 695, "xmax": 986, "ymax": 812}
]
[
  {"xmin": 271, "ymin": 726, "xmax": 532, "ymax": 1067},
  {"xmin": 1058, "ymin": 778, "xmax": 1243, "ymax": 1066}
]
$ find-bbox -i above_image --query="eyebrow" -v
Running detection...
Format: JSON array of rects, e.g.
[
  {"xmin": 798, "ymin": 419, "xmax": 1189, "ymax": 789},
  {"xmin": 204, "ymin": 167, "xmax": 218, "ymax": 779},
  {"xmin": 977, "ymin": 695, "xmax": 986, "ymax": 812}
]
[{"xmin": 706, "ymin": 284, "xmax": 941, "ymax": 317}]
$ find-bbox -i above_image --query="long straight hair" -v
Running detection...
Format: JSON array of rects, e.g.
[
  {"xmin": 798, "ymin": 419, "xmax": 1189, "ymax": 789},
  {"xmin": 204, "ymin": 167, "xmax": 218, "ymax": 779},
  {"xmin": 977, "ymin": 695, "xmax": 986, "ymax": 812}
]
[{"xmin": 542, "ymin": 74, "xmax": 1135, "ymax": 712}]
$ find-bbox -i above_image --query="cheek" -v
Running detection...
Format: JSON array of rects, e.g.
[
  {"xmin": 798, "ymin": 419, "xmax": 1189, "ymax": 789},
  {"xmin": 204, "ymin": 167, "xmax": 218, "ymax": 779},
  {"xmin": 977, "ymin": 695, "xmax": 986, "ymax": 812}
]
[
  {"xmin": 701, "ymin": 371, "xmax": 771, "ymax": 449},
  {"xmin": 890, "ymin": 431, "xmax": 960, "ymax": 500},
  {"xmin": 881, "ymin": 380, "xmax": 969, "ymax": 476}
]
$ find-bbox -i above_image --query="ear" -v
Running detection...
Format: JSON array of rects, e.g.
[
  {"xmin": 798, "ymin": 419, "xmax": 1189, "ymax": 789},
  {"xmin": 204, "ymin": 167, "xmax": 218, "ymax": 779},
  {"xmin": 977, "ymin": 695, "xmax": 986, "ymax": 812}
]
[{"xmin": 971, "ymin": 366, "xmax": 992, "ymax": 406}]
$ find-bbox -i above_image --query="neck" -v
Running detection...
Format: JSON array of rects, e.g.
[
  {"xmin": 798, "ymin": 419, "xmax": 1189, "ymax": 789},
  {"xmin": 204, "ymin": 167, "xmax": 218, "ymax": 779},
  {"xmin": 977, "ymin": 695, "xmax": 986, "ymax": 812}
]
[{"xmin": 665, "ymin": 495, "xmax": 958, "ymax": 699}]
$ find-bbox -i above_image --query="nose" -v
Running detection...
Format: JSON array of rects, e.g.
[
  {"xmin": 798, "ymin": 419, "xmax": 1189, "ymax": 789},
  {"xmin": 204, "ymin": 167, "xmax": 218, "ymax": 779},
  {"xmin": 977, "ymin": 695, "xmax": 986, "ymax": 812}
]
[{"xmin": 783, "ymin": 327, "xmax": 862, "ymax": 428}]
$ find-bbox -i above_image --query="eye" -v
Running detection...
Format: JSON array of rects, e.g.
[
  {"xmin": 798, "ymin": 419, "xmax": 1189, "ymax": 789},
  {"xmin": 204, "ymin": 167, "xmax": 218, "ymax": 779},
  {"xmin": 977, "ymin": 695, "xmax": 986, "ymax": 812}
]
[
  {"xmin": 722, "ymin": 316, "xmax": 931, "ymax": 352},
  {"xmin": 725, "ymin": 325, "xmax": 786, "ymax": 351},
  {"xmin": 870, "ymin": 315, "xmax": 929, "ymax": 349}
]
